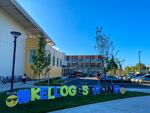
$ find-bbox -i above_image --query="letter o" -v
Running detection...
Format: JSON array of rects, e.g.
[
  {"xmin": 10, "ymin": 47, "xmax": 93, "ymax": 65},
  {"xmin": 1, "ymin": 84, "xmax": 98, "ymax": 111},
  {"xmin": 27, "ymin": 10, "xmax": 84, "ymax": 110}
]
[{"xmin": 60, "ymin": 85, "xmax": 69, "ymax": 97}]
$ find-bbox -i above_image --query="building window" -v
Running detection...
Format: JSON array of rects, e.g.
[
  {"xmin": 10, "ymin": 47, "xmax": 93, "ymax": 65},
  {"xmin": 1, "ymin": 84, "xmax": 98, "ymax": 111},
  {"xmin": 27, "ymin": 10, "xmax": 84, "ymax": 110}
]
[
  {"xmin": 29, "ymin": 49, "xmax": 35, "ymax": 64},
  {"xmin": 57, "ymin": 58, "xmax": 59, "ymax": 67},
  {"xmin": 53, "ymin": 56, "xmax": 55, "ymax": 66},
  {"xmin": 49, "ymin": 54, "xmax": 51, "ymax": 65},
  {"xmin": 60, "ymin": 59, "xmax": 62, "ymax": 67}
]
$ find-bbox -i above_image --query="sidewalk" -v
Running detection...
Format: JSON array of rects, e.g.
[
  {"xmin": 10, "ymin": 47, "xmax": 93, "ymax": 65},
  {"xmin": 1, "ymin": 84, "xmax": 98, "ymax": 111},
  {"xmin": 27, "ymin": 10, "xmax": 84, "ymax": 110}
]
[
  {"xmin": 49, "ymin": 88, "xmax": 150, "ymax": 113},
  {"xmin": 49, "ymin": 95, "xmax": 150, "ymax": 113},
  {"xmin": 126, "ymin": 88, "xmax": 150, "ymax": 94},
  {"xmin": 0, "ymin": 81, "xmax": 35, "ymax": 92}
]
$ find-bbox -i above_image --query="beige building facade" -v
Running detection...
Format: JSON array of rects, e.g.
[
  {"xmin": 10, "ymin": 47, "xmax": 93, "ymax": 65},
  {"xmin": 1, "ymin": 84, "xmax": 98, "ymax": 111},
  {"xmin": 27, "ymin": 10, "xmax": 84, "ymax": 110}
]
[
  {"xmin": 25, "ymin": 38, "xmax": 65, "ymax": 79},
  {"xmin": 0, "ymin": 0, "xmax": 65, "ymax": 79}
]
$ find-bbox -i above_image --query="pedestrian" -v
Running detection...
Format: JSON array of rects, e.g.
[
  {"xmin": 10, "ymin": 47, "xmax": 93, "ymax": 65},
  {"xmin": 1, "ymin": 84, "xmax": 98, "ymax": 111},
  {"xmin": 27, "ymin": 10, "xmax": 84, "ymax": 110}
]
[
  {"xmin": 22, "ymin": 74, "xmax": 27, "ymax": 84},
  {"xmin": 96, "ymin": 73, "xmax": 101, "ymax": 80}
]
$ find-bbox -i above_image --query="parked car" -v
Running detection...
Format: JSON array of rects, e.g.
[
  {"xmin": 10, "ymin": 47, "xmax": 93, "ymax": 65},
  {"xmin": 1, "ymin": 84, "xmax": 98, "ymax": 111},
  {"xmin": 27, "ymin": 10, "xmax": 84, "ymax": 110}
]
[
  {"xmin": 142, "ymin": 74, "xmax": 150, "ymax": 83},
  {"xmin": 131, "ymin": 74, "xmax": 144, "ymax": 82},
  {"xmin": 137, "ymin": 74, "xmax": 150, "ymax": 83},
  {"xmin": 105, "ymin": 76, "xmax": 120, "ymax": 81},
  {"xmin": 131, "ymin": 76, "xmax": 143, "ymax": 83},
  {"xmin": 124, "ymin": 74, "xmax": 135, "ymax": 80}
]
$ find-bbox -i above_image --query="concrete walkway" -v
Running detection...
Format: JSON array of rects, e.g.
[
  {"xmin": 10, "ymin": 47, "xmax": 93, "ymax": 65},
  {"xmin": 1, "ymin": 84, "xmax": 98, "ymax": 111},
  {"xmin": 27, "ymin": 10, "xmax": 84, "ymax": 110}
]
[
  {"xmin": 50, "ymin": 96, "xmax": 150, "ymax": 113},
  {"xmin": 49, "ymin": 88, "xmax": 150, "ymax": 113},
  {"xmin": 0, "ymin": 81, "xmax": 35, "ymax": 92},
  {"xmin": 126, "ymin": 88, "xmax": 150, "ymax": 94}
]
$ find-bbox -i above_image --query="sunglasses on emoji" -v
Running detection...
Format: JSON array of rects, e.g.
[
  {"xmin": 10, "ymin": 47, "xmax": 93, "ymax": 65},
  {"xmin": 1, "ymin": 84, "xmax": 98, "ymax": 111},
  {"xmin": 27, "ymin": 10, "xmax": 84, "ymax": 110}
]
[{"xmin": 7, "ymin": 98, "xmax": 17, "ymax": 102}]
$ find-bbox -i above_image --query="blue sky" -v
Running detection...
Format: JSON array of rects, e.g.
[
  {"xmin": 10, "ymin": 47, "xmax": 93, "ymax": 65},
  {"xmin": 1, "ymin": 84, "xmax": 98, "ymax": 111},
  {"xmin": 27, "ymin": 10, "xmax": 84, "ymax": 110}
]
[{"xmin": 17, "ymin": 0, "xmax": 150, "ymax": 67}]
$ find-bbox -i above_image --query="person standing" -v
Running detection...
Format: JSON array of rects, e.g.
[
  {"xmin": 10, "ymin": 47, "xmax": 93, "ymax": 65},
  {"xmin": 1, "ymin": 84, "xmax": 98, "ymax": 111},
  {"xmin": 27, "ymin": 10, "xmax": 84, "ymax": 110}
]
[{"xmin": 22, "ymin": 74, "xmax": 27, "ymax": 84}]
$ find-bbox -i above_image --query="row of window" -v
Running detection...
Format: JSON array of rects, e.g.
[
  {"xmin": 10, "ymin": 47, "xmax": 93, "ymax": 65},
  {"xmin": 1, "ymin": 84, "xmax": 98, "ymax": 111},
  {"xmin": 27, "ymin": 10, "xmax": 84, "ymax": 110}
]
[
  {"xmin": 52, "ymin": 55, "xmax": 62, "ymax": 67},
  {"xmin": 66, "ymin": 56, "xmax": 102, "ymax": 59},
  {"xmin": 69, "ymin": 65, "xmax": 102, "ymax": 68},
  {"xmin": 67, "ymin": 63, "xmax": 103, "ymax": 68},
  {"xmin": 29, "ymin": 49, "xmax": 62, "ymax": 67},
  {"xmin": 67, "ymin": 59, "xmax": 102, "ymax": 62}
]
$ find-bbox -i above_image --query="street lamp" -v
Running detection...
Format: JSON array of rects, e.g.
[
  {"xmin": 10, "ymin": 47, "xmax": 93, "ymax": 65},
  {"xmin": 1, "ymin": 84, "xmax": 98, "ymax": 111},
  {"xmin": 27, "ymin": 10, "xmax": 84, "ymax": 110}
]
[{"xmin": 10, "ymin": 31, "xmax": 21, "ymax": 92}]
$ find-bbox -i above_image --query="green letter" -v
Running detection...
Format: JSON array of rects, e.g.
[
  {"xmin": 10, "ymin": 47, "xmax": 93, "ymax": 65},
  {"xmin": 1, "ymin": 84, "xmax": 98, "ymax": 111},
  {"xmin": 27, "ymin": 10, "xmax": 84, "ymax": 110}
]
[
  {"xmin": 31, "ymin": 88, "xmax": 40, "ymax": 101},
  {"xmin": 60, "ymin": 85, "xmax": 68, "ymax": 97},
  {"xmin": 68, "ymin": 85, "xmax": 77, "ymax": 96},
  {"xmin": 48, "ymin": 87, "xmax": 55, "ymax": 99},
  {"xmin": 82, "ymin": 85, "xmax": 89, "ymax": 96}
]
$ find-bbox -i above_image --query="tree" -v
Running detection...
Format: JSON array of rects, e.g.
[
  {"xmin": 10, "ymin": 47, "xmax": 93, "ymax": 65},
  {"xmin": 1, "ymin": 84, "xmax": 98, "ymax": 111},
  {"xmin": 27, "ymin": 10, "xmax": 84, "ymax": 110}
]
[
  {"xmin": 106, "ymin": 55, "xmax": 118, "ymax": 74},
  {"xmin": 31, "ymin": 37, "xmax": 51, "ymax": 79},
  {"xmin": 135, "ymin": 63, "xmax": 146, "ymax": 73},
  {"xmin": 95, "ymin": 26, "xmax": 114, "ymax": 74},
  {"xmin": 124, "ymin": 63, "xmax": 147, "ymax": 74},
  {"xmin": 125, "ymin": 66, "xmax": 132, "ymax": 74}
]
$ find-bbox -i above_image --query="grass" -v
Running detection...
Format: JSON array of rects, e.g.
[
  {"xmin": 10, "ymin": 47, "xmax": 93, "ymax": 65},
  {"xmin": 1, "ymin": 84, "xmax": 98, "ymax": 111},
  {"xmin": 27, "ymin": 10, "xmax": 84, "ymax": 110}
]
[
  {"xmin": 34, "ymin": 77, "xmax": 132, "ymax": 87},
  {"xmin": 0, "ymin": 90, "xmax": 149, "ymax": 113},
  {"xmin": 34, "ymin": 77, "xmax": 62, "ymax": 86}
]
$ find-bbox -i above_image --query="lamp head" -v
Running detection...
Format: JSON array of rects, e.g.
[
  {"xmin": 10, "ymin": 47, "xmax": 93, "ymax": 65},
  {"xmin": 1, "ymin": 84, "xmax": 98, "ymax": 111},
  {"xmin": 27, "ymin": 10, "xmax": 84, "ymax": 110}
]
[{"xmin": 10, "ymin": 31, "xmax": 21, "ymax": 38}]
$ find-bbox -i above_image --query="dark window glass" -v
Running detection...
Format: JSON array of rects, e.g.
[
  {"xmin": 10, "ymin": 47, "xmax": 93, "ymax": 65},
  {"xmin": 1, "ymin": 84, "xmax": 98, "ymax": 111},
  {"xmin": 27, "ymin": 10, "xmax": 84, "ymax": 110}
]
[
  {"xmin": 57, "ymin": 58, "xmax": 59, "ymax": 67},
  {"xmin": 53, "ymin": 56, "xmax": 55, "ymax": 66}
]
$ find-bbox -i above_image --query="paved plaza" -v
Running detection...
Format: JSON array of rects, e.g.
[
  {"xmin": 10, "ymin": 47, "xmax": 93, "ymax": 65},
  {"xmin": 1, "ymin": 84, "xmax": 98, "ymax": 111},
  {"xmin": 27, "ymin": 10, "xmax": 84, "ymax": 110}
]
[
  {"xmin": 49, "ymin": 83, "xmax": 150, "ymax": 113},
  {"xmin": 50, "ymin": 95, "xmax": 150, "ymax": 113},
  {"xmin": 0, "ymin": 81, "xmax": 35, "ymax": 92}
]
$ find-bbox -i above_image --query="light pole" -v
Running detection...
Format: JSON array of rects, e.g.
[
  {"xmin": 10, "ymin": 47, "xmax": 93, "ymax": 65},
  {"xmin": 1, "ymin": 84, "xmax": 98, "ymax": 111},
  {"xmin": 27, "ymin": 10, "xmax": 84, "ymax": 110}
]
[
  {"xmin": 138, "ymin": 51, "xmax": 142, "ymax": 74},
  {"xmin": 10, "ymin": 31, "xmax": 21, "ymax": 92},
  {"xmin": 118, "ymin": 59, "xmax": 125, "ymax": 76}
]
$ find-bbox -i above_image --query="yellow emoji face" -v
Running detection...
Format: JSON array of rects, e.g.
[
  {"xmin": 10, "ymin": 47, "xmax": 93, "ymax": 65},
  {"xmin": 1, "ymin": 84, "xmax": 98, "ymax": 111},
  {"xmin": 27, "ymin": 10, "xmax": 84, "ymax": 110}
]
[
  {"xmin": 120, "ymin": 87, "xmax": 126, "ymax": 94},
  {"xmin": 6, "ymin": 95, "xmax": 18, "ymax": 107}
]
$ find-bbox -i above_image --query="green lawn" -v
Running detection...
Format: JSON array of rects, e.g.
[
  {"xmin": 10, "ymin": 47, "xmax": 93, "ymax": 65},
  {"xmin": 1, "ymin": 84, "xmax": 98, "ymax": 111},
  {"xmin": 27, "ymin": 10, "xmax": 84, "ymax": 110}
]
[
  {"xmin": 34, "ymin": 77, "xmax": 62, "ymax": 86},
  {"xmin": 0, "ymin": 90, "xmax": 149, "ymax": 113},
  {"xmin": 34, "ymin": 77, "xmax": 131, "ymax": 86}
]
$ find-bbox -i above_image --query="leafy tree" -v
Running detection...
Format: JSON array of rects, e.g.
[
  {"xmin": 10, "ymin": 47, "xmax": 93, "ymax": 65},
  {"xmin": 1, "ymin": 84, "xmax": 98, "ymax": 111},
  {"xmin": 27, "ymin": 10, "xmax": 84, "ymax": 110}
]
[
  {"xmin": 124, "ymin": 63, "xmax": 147, "ymax": 74},
  {"xmin": 95, "ymin": 26, "xmax": 114, "ymax": 74},
  {"xmin": 31, "ymin": 37, "xmax": 51, "ymax": 79},
  {"xmin": 135, "ymin": 63, "xmax": 146, "ymax": 73},
  {"xmin": 106, "ymin": 55, "xmax": 118, "ymax": 74},
  {"xmin": 125, "ymin": 66, "xmax": 135, "ymax": 74},
  {"xmin": 135, "ymin": 63, "xmax": 146, "ymax": 69},
  {"xmin": 125, "ymin": 66, "xmax": 131, "ymax": 74}
]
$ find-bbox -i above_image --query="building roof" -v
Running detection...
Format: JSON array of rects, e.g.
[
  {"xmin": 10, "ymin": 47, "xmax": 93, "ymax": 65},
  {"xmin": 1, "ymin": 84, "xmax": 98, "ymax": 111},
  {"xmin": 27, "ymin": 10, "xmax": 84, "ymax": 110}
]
[{"xmin": 0, "ymin": 0, "xmax": 55, "ymax": 45}]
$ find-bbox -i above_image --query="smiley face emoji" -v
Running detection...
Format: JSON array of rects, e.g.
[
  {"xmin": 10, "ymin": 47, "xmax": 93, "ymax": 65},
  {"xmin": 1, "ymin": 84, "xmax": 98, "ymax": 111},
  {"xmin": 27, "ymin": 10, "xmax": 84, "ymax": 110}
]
[
  {"xmin": 120, "ymin": 87, "xmax": 126, "ymax": 94},
  {"xmin": 6, "ymin": 95, "xmax": 18, "ymax": 107}
]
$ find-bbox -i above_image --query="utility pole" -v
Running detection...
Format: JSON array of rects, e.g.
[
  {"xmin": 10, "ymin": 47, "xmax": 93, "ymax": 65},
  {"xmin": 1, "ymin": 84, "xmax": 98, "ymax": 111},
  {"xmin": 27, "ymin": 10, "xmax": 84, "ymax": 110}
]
[{"xmin": 138, "ymin": 51, "xmax": 142, "ymax": 74}]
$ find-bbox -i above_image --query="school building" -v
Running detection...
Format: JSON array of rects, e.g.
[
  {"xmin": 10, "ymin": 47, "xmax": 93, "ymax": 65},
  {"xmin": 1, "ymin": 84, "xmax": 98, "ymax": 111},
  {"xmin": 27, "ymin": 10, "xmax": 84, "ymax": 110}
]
[{"xmin": 0, "ymin": 0, "xmax": 65, "ymax": 79}]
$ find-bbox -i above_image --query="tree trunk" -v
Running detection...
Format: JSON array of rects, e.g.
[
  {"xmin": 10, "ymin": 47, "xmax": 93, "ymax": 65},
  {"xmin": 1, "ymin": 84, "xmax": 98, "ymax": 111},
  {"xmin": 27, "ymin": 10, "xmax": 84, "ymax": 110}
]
[{"xmin": 101, "ymin": 57, "xmax": 106, "ymax": 74}]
